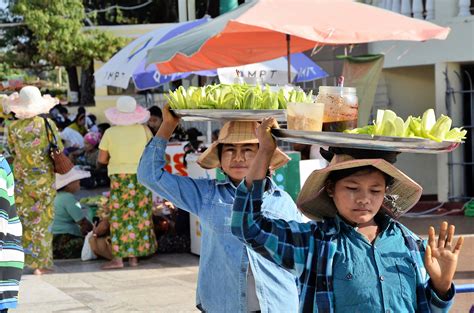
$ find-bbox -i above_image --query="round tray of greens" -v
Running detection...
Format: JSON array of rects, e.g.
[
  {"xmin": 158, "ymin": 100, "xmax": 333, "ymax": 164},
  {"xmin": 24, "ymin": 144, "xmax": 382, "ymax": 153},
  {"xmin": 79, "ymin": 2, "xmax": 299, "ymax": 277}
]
[
  {"xmin": 272, "ymin": 129, "xmax": 460, "ymax": 154},
  {"xmin": 172, "ymin": 109, "xmax": 286, "ymax": 121},
  {"xmin": 272, "ymin": 109, "xmax": 466, "ymax": 154},
  {"xmin": 167, "ymin": 84, "xmax": 313, "ymax": 121}
]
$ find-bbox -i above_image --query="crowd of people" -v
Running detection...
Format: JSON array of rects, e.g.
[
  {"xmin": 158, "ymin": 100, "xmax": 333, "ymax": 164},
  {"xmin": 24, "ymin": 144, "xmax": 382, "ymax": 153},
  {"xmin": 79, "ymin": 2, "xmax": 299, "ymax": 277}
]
[
  {"xmin": 0, "ymin": 88, "xmax": 195, "ymax": 278},
  {"xmin": 0, "ymin": 86, "xmax": 466, "ymax": 312}
]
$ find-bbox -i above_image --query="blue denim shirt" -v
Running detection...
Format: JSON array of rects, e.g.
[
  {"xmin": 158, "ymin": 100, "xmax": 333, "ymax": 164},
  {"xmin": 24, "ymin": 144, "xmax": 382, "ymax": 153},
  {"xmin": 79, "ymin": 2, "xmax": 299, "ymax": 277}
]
[{"xmin": 137, "ymin": 137, "xmax": 301, "ymax": 313}]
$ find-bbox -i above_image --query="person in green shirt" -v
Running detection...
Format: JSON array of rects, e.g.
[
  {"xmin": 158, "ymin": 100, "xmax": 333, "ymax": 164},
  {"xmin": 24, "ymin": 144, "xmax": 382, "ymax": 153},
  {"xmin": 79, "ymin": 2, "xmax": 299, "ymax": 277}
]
[{"xmin": 52, "ymin": 167, "xmax": 93, "ymax": 259}]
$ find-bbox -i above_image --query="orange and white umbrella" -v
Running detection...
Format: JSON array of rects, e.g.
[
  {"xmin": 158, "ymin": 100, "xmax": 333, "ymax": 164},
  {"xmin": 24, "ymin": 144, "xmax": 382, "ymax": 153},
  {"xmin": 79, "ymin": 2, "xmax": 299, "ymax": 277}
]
[{"xmin": 147, "ymin": 0, "xmax": 449, "ymax": 80}]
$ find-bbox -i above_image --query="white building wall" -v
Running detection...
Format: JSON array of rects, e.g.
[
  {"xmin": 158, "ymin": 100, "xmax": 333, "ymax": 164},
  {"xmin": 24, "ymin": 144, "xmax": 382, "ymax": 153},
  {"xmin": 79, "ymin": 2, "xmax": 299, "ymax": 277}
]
[
  {"xmin": 380, "ymin": 65, "xmax": 438, "ymax": 195},
  {"xmin": 367, "ymin": 0, "xmax": 472, "ymax": 200}
]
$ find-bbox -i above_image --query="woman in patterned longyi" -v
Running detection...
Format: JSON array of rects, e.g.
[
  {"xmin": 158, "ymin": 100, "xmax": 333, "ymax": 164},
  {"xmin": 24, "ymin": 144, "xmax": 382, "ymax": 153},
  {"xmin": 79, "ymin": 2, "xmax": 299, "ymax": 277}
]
[
  {"xmin": 4, "ymin": 86, "xmax": 62, "ymax": 275},
  {"xmin": 98, "ymin": 96, "xmax": 157, "ymax": 269}
]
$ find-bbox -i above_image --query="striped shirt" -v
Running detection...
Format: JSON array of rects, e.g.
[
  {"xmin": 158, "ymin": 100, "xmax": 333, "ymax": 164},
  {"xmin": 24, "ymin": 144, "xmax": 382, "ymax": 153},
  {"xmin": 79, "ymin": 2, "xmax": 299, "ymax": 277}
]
[
  {"xmin": 0, "ymin": 156, "xmax": 24, "ymax": 310},
  {"xmin": 231, "ymin": 180, "xmax": 454, "ymax": 313}
]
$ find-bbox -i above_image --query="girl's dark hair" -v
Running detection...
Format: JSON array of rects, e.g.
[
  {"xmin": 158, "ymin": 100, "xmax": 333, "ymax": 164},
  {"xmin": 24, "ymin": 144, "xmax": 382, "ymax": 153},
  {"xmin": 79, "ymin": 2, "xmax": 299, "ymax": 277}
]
[
  {"xmin": 327, "ymin": 166, "xmax": 394, "ymax": 188},
  {"xmin": 148, "ymin": 106, "xmax": 162, "ymax": 118},
  {"xmin": 320, "ymin": 147, "xmax": 399, "ymax": 164},
  {"xmin": 217, "ymin": 143, "xmax": 223, "ymax": 162},
  {"xmin": 74, "ymin": 112, "xmax": 86, "ymax": 123}
]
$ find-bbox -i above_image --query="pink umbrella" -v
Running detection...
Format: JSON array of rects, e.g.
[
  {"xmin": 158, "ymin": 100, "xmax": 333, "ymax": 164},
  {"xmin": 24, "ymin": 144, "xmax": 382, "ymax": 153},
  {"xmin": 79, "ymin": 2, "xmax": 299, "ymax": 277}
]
[{"xmin": 147, "ymin": 0, "xmax": 450, "ymax": 79}]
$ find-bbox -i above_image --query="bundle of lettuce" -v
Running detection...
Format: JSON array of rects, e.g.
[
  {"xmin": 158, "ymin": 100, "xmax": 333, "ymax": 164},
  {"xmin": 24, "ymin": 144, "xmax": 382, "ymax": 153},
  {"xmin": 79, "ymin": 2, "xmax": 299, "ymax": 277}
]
[
  {"xmin": 166, "ymin": 84, "xmax": 313, "ymax": 110},
  {"xmin": 345, "ymin": 109, "xmax": 467, "ymax": 143}
]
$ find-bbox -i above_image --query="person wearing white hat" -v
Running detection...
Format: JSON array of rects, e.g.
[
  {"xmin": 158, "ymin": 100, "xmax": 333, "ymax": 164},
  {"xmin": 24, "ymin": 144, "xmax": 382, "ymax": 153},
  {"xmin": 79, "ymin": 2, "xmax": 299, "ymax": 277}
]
[
  {"xmin": 97, "ymin": 96, "xmax": 156, "ymax": 269},
  {"xmin": 4, "ymin": 86, "xmax": 62, "ymax": 275},
  {"xmin": 231, "ymin": 117, "xmax": 464, "ymax": 313},
  {"xmin": 52, "ymin": 167, "xmax": 93, "ymax": 259}
]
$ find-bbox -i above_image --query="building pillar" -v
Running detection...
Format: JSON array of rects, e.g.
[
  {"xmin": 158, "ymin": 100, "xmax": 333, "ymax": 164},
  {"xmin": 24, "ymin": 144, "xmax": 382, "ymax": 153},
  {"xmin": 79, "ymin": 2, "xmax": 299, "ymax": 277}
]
[{"xmin": 434, "ymin": 62, "xmax": 464, "ymax": 202}]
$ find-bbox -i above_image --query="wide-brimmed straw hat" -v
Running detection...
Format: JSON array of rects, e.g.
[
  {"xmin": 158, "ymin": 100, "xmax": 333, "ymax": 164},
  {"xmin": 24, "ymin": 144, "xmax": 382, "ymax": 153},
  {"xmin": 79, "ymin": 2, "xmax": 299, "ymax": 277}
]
[
  {"xmin": 54, "ymin": 167, "xmax": 91, "ymax": 190},
  {"xmin": 297, "ymin": 154, "xmax": 422, "ymax": 220},
  {"xmin": 105, "ymin": 96, "xmax": 150, "ymax": 126},
  {"xmin": 197, "ymin": 121, "xmax": 290, "ymax": 170},
  {"xmin": 3, "ymin": 86, "xmax": 59, "ymax": 119}
]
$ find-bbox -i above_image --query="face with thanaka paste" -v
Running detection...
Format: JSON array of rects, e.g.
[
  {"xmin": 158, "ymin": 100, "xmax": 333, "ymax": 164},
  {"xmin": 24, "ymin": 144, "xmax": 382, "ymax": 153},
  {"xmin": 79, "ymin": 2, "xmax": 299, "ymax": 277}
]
[
  {"xmin": 328, "ymin": 169, "xmax": 387, "ymax": 225},
  {"xmin": 220, "ymin": 143, "xmax": 259, "ymax": 185}
]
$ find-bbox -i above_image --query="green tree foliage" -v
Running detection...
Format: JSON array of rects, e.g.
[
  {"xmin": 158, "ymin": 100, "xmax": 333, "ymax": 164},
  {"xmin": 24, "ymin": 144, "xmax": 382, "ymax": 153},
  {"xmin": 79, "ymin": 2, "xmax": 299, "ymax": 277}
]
[
  {"xmin": 16, "ymin": 0, "xmax": 125, "ymax": 68},
  {"xmin": 0, "ymin": 61, "xmax": 24, "ymax": 80},
  {"xmin": 2, "ymin": 0, "xmax": 125, "ymax": 104}
]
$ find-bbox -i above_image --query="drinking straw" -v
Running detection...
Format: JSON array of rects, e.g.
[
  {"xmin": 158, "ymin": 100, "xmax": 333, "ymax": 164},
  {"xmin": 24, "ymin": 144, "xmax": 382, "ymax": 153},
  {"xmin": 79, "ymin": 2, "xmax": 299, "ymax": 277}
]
[{"xmin": 337, "ymin": 76, "xmax": 344, "ymax": 96}]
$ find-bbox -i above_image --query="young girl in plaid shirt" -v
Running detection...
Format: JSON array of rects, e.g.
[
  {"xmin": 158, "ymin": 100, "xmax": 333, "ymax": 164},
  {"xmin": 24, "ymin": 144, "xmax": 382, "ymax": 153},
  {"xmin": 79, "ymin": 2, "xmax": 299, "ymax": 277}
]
[{"xmin": 232, "ymin": 117, "xmax": 464, "ymax": 313}]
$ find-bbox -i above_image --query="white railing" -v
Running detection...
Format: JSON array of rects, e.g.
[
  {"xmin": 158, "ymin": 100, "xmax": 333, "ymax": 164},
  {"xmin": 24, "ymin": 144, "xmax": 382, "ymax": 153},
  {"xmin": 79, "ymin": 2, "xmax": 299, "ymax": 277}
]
[{"xmin": 369, "ymin": 0, "xmax": 473, "ymax": 20}]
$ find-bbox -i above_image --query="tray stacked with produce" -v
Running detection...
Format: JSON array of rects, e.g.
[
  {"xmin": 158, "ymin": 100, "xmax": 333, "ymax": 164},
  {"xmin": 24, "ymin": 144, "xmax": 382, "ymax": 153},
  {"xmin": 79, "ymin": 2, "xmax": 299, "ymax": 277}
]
[
  {"xmin": 167, "ymin": 84, "xmax": 313, "ymax": 121},
  {"xmin": 273, "ymin": 109, "xmax": 467, "ymax": 154}
]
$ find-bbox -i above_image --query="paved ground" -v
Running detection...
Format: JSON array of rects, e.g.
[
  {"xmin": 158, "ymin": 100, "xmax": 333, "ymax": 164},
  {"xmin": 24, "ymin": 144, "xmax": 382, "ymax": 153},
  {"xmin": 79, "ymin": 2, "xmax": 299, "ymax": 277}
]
[
  {"xmin": 16, "ymin": 254, "xmax": 200, "ymax": 313},
  {"xmin": 15, "ymin": 248, "xmax": 473, "ymax": 313}
]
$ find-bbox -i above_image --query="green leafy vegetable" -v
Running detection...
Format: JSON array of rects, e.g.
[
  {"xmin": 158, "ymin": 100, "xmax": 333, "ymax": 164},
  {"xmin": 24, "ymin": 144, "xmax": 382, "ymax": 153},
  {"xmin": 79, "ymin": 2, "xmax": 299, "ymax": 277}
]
[
  {"xmin": 344, "ymin": 109, "xmax": 467, "ymax": 142},
  {"xmin": 165, "ymin": 84, "xmax": 313, "ymax": 110}
]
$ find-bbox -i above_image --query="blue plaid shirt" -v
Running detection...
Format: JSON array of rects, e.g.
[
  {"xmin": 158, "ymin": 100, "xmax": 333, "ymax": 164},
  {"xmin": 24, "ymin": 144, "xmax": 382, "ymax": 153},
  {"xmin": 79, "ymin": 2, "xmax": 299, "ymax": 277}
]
[{"xmin": 231, "ymin": 179, "xmax": 455, "ymax": 313}]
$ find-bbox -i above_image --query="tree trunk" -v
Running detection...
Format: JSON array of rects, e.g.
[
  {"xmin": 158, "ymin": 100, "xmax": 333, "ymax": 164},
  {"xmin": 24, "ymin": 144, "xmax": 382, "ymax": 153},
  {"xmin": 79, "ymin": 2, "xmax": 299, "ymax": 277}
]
[
  {"xmin": 66, "ymin": 66, "xmax": 80, "ymax": 105},
  {"xmin": 79, "ymin": 60, "xmax": 95, "ymax": 106}
]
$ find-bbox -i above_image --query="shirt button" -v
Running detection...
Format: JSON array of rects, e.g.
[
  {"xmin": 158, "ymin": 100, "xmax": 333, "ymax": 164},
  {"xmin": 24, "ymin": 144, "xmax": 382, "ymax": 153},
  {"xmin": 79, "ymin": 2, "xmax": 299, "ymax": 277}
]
[
  {"xmin": 380, "ymin": 275, "xmax": 384, "ymax": 281},
  {"xmin": 241, "ymin": 292, "xmax": 245, "ymax": 298},
  {"xmin": 345, "ymin": 273, "xmax": 353, "ymax": 280}
]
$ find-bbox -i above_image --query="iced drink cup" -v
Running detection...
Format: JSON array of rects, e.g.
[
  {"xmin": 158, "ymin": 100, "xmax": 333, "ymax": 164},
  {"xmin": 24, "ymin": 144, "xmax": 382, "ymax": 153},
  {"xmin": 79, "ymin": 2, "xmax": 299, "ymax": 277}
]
[
  {"xmin": 287, "ymin": 102, "xmax": 325, "ymax": 131},
  {"xmin": 315, "ymin": 86, "xmax": 358, "ymax": 132}
]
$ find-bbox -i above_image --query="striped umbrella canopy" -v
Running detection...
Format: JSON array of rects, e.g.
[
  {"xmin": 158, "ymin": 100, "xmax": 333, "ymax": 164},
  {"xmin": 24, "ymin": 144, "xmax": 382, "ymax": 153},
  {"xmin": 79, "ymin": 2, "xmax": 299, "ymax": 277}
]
[{"xmin": 94, "ymin": 17, "xmax": 215, "ymax": 90}]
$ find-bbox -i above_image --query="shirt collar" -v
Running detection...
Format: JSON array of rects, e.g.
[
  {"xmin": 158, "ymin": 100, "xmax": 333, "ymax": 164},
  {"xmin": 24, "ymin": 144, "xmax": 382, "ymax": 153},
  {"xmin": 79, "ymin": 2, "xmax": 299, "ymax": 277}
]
[
  {"xmin": 216, "ymin": 175, "xmax": 234, "ymax": 187},
  {"xmin": 334, "ymin": 212, "xmax": 395, "ymax": 233},
  {"xmin": 216, "ymin": 175, "xmax": 281, "ymax": 196}
]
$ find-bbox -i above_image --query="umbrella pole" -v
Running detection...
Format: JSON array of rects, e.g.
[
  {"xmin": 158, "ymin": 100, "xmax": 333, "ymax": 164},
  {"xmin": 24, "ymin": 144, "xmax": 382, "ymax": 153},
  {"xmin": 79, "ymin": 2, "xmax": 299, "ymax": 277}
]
[{"xmin": 286, "ymin": 34, "xmax": 291, "ymax": 84}]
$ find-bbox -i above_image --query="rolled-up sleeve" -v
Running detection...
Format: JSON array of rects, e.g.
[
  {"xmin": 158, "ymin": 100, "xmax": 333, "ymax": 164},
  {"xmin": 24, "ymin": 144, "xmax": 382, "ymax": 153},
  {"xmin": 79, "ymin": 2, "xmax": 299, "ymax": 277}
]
[
  {"xmin": 231, "ymin": 179, "xmax": 312, "ymax": 277},
  {"xmin": 137, "ymin": 137, "xmax": 211, "ymax": 217},
  {"xmin": 426, "ymin": 280, "xmax": 455, "ymax": 313}
]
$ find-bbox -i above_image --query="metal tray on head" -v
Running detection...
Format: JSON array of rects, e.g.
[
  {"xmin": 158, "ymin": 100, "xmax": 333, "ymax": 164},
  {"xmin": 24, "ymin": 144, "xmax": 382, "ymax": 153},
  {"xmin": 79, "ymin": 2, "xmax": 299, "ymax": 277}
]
[
  {"xmin": 171, "ymin": 109, "xmax": 286, "ymax": 121},
  {"xmin": 272, "ymin": 129, "xmax": 460, "ymax": 154}
]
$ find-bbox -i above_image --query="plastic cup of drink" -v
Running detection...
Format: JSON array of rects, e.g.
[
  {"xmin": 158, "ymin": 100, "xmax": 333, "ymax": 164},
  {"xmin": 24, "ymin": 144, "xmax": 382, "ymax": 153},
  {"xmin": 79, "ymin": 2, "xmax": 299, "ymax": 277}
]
[{"xmin": 286, "ymin": 102, "xmax": 325, "ymax": 131}]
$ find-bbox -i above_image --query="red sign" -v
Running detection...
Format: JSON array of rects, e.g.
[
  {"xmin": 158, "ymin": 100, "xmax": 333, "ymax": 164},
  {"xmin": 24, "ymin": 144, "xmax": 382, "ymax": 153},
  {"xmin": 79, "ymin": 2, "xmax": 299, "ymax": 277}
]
[{"xmin": 164, "ymin": 142, "xmax": 188, "ymax": 176}]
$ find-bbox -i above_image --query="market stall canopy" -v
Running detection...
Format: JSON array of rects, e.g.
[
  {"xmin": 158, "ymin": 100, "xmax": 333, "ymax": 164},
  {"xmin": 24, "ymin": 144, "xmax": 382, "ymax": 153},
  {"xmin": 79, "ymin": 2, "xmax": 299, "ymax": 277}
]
[
  {"xmin": 146, "ymin": 0, "xmax": 450, "ymax": 74},
  {"xmin": 94, "ymin": 15, "xmax": 327, "ymax": 89},
  {"xmin": 94, "ymin": 16, "xmax": 215, "ymax": 90}
]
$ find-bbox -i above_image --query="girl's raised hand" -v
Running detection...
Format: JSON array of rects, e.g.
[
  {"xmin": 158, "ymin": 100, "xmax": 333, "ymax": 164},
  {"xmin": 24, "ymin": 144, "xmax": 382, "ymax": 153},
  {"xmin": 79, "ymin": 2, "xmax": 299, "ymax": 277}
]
[
  {"xmin": 424, "ymin": 221, "xmax": 464, "ymax": 296},
  {"xmin": 256, "ymin": 117, "xmax": 279, "ymax": 153}
]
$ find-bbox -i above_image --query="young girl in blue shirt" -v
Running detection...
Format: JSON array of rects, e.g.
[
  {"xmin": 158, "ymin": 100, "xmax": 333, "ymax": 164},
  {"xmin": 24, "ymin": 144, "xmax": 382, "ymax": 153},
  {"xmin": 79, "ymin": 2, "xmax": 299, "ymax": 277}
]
[{"xmin": 232, "ymin": 117, "xmax": 464, "ymax": 313}]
